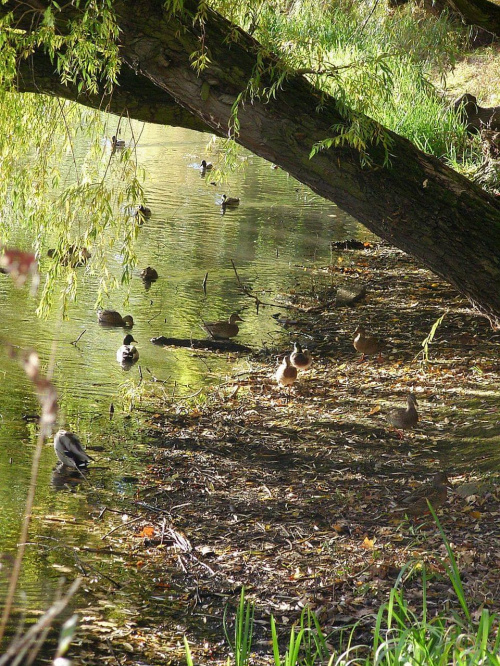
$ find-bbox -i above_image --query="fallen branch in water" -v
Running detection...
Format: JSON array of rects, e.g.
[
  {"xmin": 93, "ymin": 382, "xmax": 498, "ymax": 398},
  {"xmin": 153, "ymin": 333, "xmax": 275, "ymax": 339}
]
[
  {"xmin": 150, "ymin": 336, "xmax": 252, "ymax": 353},
  {"xmin": 70, "ymin": 329, "xmax": 86, "ymax": 346},
  {"xmin": 230, "ymin": 259, "xmax": 297, "ymax": 311}
]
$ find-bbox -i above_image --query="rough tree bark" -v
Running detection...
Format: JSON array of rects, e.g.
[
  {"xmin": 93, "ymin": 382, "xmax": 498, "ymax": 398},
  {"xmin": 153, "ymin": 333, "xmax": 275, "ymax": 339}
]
[
  {"xmin": 5, "ymin": 0, "xmax": 500, "ymax": 325},
  {"xmin": 16, "ymin": 50, "xmax": 212, "ymax": 133},
  {"xmin": 389, "ymin": 0, "xmax": 500, "ymax": 37},
  {"xmin": 445, "ymin": 0, "xmax": 500, "ymax": 34}
]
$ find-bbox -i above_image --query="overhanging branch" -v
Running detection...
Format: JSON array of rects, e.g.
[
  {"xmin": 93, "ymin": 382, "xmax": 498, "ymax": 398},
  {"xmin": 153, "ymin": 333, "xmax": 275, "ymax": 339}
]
[{"xmin": 15, "ymin": 50, "xmax": 214, "ymax": 133}]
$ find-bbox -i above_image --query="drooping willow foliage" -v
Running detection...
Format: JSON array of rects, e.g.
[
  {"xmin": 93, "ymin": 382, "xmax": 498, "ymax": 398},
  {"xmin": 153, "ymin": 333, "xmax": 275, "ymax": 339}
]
[
  {"xmin": 0, "ymin": 0, "xmax": 476, "ymax": 315},
  {"xmin": 0, "ymin": 1, "xmax": 144, "ymax": 315},
  {"xmin": 208, "ymin": 0, "xmax": 472, "ymax": 161}
]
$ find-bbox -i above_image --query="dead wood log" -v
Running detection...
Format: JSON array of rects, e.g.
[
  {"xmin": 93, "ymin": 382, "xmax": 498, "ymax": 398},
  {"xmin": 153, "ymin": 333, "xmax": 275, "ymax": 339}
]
[{"xmin": 150, "ymin": 336, "xmax": 252, "ymax": 353}]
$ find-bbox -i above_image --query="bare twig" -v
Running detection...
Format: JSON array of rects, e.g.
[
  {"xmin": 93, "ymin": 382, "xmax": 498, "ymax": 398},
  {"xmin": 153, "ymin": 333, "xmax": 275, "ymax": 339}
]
[
  {"xmin": 101, "ymin": 515, "xmax": 144, "ymax": 539},
  {"xmin": 70, "ymin": 329, "xmax": 86, "ymax": 346},
  {"xmin": 230, "ymin": 259, "xmax": 296, "ymax": 311},
  {"xmin": 147, "ymin": 310, "xmax": 161, "ymax": 325}
]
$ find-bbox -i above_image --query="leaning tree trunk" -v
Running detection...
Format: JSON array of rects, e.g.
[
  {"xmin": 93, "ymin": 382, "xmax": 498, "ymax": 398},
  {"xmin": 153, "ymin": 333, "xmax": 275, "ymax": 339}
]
[
  {"xmin": 387, "ymin": 0, "xmax": 500, "ymax": 38},
  {"xmin": 5, "ymin": 0, "xmax": 500, "ymax": 325},
  {"xmin": 446, "ymin": 0, "xmax": 500, "ymax": 34},
  {"xmin": 16, "ymin": 51, "xmax": 213, "ymax": 134}
]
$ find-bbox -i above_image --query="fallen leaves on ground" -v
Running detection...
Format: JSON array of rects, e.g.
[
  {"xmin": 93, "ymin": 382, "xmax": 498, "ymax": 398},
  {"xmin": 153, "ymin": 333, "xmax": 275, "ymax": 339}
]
[{"xmin": 69, "ymin": 244, "xmax": 500, "ymax": 664}]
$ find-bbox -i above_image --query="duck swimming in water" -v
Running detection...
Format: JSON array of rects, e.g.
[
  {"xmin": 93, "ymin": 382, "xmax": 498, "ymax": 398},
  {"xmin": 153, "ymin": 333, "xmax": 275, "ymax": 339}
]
[
  {"xmin": 136, "ymin": 205, "xmax": 151, "ymax": 218},
  {"xmin": 140, "ymin": 266, "xmax": 158, "ymax": 281},
  {"xmin": 221, "ymin": 194, "xmax": 240, "ymax": 209},
  {"xmin": 97, "ymin": 310, "xmax": 134, "ymax": 327},
  {"xmin": 111, "ymin": 135, "xmax": 125, "ymax": 149},
  {"xmin": 200, "ymin": 159, "xmax": 213, "ymax": 173},
  {"xmin": 47, "ymin": 245, "xmax": 91, "ymax": 267},
  {"xmin": 202, "ymin": 313, "xmax": 242, "ymax": 340},
  {"xmin": 117, "ymin": 334, "xmax": 139, "ymax": 364}
]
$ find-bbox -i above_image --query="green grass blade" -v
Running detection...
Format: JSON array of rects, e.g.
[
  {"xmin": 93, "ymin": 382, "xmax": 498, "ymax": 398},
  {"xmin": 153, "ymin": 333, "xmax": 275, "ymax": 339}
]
[
  {"xmin": 428, "ymin": 502, "xmax": 471, "ymax": 622},
  {"xmin": 270, "ymin": 615, "xmax": 281, "ymax": 666},
  {"xmin": 184, "ymin": 636, "xmax": 194, "ymax": 666}
]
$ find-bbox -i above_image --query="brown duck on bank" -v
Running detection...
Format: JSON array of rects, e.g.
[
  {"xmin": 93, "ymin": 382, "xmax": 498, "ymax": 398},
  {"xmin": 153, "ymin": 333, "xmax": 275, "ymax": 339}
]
[
  {"xmin": 202, "ymin": 313, "xmax": 242, "ymax": 340},
  {"xmin": 353, "ymin": 326, "xmax": 383, "ymax": 361},
  {"xmin": 290, "ymin": 342, "xmax": 313, "ymax": 370},
  {"xmin": 387, "ymin": 393, "xmax": 418, "ymax": 437},
  {"xmin": 97, "ymin": 310, "xmax": 134, "ymax": 327},
  {"xmin": 397, "ymin": 472, "xmax": 451, "ymax": 516},
  {"xmin": 275, "ymin": 355, "xmax": 298, "ymax": 387}
]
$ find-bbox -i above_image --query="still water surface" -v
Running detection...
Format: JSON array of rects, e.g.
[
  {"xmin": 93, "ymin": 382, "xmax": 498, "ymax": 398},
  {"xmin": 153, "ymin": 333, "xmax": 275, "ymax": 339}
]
[{"xmin": 0, "ymin": 123, "xmax": 363, "ymax": 623}]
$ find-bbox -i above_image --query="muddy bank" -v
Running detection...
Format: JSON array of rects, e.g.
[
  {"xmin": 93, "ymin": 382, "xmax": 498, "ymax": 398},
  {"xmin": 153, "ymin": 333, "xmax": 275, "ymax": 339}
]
[{"xmin": 72, "ymin": 243, "xmax": 500, "ymax": 664}]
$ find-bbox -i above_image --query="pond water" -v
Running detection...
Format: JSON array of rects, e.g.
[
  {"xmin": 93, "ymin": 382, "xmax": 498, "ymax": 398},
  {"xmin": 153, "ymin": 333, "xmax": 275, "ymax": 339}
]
[{"xmin": 0, "ymin": 123, "xmax": 365, "ymax": 634}]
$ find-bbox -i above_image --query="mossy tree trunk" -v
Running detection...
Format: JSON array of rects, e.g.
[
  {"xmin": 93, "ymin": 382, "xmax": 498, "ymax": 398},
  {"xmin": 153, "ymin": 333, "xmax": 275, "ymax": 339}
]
[{"xmin": 5, "ymin": 0, "xmax": 500, "ymax": 325}]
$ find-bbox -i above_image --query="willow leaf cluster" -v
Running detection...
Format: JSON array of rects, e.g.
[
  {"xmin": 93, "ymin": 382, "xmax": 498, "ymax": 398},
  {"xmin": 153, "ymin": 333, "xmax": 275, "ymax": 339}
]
[{"xmin": 0, "ymin": 2, "xmax": 145, "ymax": 316}]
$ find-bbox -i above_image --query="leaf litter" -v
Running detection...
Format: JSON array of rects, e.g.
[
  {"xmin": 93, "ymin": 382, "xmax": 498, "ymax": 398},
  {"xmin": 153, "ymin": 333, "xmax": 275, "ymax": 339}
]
[{"xmin": 61, "ymin": 242, "xmax": 500, "ymax": 664}]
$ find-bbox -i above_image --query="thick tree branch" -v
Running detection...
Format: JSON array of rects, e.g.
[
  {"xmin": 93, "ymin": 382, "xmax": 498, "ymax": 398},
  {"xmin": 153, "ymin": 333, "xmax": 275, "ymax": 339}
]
[
  {"xmin": 15, "ymin": 50, "xmax": 213, "ymax": 133},
  {"xmin": 3, "ymin": 0, "xmax": 500, "ymax": 324},
  {"xmin": 116, "ymin": 0, "xmax": 500, "ymax": 325},
  {"xmin": 446, "ymin": 0, "xmax": 500, "ymax": 35}
]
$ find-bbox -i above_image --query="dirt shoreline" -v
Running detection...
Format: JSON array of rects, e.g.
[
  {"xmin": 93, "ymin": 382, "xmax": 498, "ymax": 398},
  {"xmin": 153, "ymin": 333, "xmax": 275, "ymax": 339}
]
[{"xmin": 78, "ymin": 243, "xmax": 500, "ymax": 664}]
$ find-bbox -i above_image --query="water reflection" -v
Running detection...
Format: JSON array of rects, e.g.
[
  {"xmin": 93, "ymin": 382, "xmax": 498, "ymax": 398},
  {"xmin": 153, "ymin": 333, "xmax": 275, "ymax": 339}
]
[
  {"xmin": 51, "ymin": 466, "xmax": 87, "ymax": 491},
  {"xmin": 0, "ymin": 122, "xmax": 364, "ymax": 618}
]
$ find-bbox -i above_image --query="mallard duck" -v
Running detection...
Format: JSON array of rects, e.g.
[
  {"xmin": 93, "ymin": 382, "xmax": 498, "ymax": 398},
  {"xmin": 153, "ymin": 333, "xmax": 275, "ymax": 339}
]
[
  {"xmin": 137, "ymin": 205, "xmax": 151, "ymax": 218},
  {"xmin": 202, "ymin": 313, "xmax": 243, "ymax": 340},
  {"xmin": 54, "ymin": 429, "xmax": 93, "ymax": 470},
  {"xmin": 398, "ymin": 472, "xmax": 451, "ymax": 516},
  {"xmin": 290, "ymin": 342, "xmax": 313, "ymax": 370},
  {"xmin": 140, "ymin": 266, "xmax": 158, "ymax": 281},
  {"xmin": 276, "ymin": 355, "xmax": 298, "ymax": 387},
  {"xmin": 47, "ymin": 245, "xmax": 91, "ymax": 267},
  {"xmin": 117, "ymin": 334, "xmax": 139, "ymax": 364},
  {"xmin": 387, "ymin": 393, "xmax": 418, "ymax": 436},
  {"xmin": 221, "ymin": 194, "xmax": 240, "ymax": 208},
  {"xmin": 111, "ymin": 135, "xmax": 125, "ymax": 148},
  {"xmin": 353, "ymin": 326, "xmax": 383, "ymax": 361},
  {"xmin": 200, "ymin": 159, "xmax": 213, "ymax": 172},
  {"xmin": 97, "ymin": 310, "xmax": 134, "ymax": 327}
]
